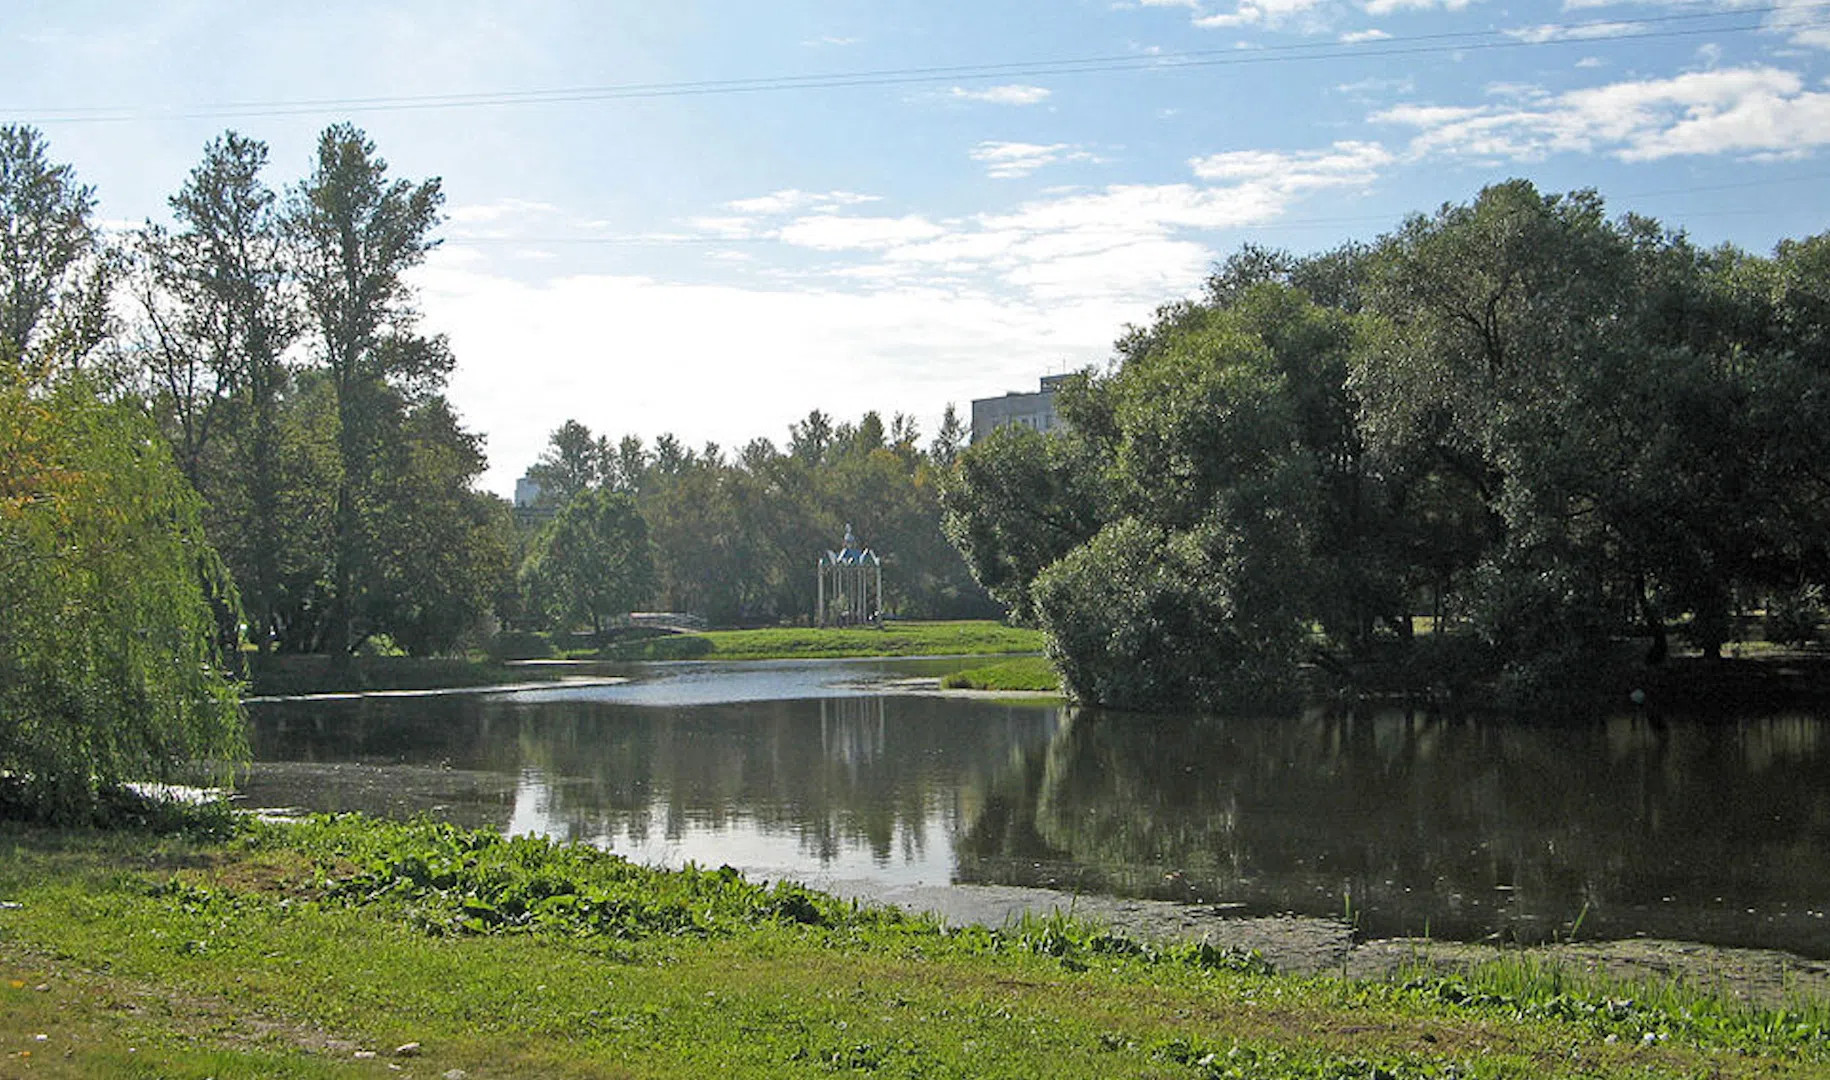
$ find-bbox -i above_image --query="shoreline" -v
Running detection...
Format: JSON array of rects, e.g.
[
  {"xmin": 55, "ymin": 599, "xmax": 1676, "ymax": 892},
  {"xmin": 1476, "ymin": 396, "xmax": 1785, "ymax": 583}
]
[{"xmin": 823, "ymin": 877, "xmax": 1830, "ymax": 1006}]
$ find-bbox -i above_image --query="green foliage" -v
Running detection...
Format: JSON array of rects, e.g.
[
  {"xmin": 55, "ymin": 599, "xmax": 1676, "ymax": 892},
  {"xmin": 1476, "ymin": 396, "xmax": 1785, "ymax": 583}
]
[
  {"xmin": 0, "ymin": 377, "xmax": 246, "ymax": 817},
  {"xmin": 1035, "ymin": 516, "xmax": 1307, "ymax": 711},
  {"xmin": 1765, "ymin": 586, "xmax": 1826, "ymax": 647},
  {"xmin": 0, "ymin": 124, "xmax": 116, "ymax": 381},
  {"xmin": 521, "ymin": 412, "xmax": 998, "ymax": 628},
  {"xmin": 948, "ymin": 179, "xmax": 1830, "ymax": 712},
  {"xmin": 520, "ymin": 488, "xmax": 655, "ymax": 635},
  {"xmin": 261, "ymin": 815, "xmax": 898, "ymax": 939},
  {"xmin": 484, "ymin": 628, "xmax": 556, "ymax": 661},
  {"xmin": 942, "ymin": 422, "xmax": 1110, "ymax": 622}
]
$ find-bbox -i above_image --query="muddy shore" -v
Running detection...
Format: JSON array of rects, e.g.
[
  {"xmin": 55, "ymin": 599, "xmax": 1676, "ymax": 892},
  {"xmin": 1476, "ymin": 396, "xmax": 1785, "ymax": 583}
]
[{"xmin": 819, "ymin": 878, "xmax": 1830, "ymax": 1007}]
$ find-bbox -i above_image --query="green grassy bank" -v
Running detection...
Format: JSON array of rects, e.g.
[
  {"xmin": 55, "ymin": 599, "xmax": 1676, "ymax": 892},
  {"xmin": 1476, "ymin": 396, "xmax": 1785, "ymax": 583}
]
[
  {"xmin": 3, "ymin": 811, "xmax": 1829, "ymax": 1078},
  {"xmin": 939, "ymin": 655, "xmax": 1062, "ymax": 693},
  {"xmin": 597, "ymin": 619, "xmax": 1045, "ymax": 662},
  {"xmin": 243, "ymin": 654, "xmax": 527, "ymax": 698}
]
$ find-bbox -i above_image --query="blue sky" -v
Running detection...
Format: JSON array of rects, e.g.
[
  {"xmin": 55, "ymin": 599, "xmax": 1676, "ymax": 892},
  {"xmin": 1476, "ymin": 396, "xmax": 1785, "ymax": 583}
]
[{"xmin": 10, "ymin": 0, "xmax": 1830, "ymax": 495}]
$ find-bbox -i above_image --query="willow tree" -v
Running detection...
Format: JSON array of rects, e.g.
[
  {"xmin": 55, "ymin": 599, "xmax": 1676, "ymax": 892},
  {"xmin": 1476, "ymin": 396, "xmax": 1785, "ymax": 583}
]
[{"xmin": 1, "ymin": 128, "xmax": 243, "ymax": 818}]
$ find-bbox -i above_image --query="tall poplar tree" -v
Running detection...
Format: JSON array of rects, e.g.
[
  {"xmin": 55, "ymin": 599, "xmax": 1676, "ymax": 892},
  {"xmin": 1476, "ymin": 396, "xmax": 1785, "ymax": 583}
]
[
  {"xmin": 135, "ymin": 131, "xmax": 299, "ymax": 647},
  {"xmin": 286, "ymin": 123, "xmax": 445, "ymax": 654}
]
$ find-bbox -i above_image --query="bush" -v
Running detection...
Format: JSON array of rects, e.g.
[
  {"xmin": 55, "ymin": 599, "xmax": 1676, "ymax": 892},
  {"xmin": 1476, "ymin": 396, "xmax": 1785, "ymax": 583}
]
[
  {"xmin": 1033, "ymin": 516, "xmax": 1305, "ymax": 712},
  {"xmin": 1765, "ymin": 586, "xmax": 1826, "ymax": 647},
  {"xmin": 487, "ymin": 629, "xmax": 556, "ymax": 661}
]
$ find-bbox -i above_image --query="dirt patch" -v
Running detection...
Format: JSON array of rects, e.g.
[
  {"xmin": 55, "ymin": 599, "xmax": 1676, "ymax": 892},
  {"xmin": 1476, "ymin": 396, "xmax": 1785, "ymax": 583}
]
[{"xmin": 834, "ymin": 879, "xmax": 1830, "ymax": 1005}]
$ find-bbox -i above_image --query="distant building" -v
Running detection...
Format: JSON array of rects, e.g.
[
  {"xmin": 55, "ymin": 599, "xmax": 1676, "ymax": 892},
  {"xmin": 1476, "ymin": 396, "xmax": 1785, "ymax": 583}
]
[
  {"xmin": 513, "ymin": 475, "xmax": 556, "ymax": 527},
  {"xmin": 969, "ymin": 373, "xmax": 1073, "ymax": 443}
]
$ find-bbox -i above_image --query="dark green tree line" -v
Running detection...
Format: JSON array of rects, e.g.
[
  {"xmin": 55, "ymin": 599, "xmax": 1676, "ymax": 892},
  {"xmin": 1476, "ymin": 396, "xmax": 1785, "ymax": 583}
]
[
  {"xmin": 516, "ymin": 409, "xmax": 996, "ymax": 632},
  {"xmin": 947, "ymin": 181, "xmax": 1830, "ymax": 712}
]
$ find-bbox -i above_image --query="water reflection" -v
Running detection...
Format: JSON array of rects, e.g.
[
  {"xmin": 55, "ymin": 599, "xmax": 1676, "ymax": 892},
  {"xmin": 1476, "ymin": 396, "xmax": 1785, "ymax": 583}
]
[{"xmin": 242, "ymin": 666, "xmax": 1830, "ymax": 956}]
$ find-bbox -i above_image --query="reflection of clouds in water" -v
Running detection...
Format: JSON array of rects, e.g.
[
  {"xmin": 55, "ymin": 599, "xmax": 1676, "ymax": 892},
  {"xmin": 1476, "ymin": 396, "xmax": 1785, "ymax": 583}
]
[
  {"xmin": 505, "ymin": 758, "xmax": 955, "ymax": 887},
  {"xmin": 506, "ymin": 766, "xmax": 559, "ymax": 840}
]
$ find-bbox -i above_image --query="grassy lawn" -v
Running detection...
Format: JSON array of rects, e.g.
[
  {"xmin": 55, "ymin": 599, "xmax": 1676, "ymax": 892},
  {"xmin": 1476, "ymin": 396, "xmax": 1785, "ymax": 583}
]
[
  {"xmin": 3, "ymin": 813, "xmax": 1829, "ymax": 1078},
  {"xmin": 597, "ymin": 620, "xmax": 1045, "ymax": 662}
]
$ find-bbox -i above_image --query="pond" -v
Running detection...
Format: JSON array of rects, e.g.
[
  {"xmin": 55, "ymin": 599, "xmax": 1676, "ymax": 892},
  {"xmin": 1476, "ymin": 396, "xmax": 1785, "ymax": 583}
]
[{"xmin": 241, "ymin": 657, "xmax": 1830, "ymax": 958}]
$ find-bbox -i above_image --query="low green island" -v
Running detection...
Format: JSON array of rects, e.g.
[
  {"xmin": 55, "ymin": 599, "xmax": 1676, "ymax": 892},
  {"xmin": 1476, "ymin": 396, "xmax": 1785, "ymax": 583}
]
[{"xmin": 4, "ymin": 808, "xmax": 1829, "ymax": 1079}]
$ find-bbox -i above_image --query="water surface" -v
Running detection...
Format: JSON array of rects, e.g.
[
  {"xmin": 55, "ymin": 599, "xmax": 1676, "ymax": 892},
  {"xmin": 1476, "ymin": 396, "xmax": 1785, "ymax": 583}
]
[{"xmin": 242, "ymin": 657, "xmax": 1830, "ymax": 957}]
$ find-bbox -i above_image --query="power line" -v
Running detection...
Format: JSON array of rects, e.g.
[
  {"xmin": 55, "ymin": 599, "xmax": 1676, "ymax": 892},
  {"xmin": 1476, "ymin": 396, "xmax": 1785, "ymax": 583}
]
[
  {"xmin": 431, "ymin": 170, "xmax": 1830, "ymax": 249},
  {"xmin": 11, "ymin": 4, "xmax": 1826, "ymax": 124}
]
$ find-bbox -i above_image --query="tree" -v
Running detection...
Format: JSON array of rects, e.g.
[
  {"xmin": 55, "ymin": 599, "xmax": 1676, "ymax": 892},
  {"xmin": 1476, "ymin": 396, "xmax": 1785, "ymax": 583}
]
[
  {"xmin": 930, "ymin": 403, "xmax": 966, "ymax": 468},
  {"xmin": 286, "ymin": 123, "xmax": 445, "ymax": 653},
  {"xmin": 365, "ymin": 397, "xmax": 515, "ymax": 655},
  {"xmin": 133, "ymin": 131, "xmax": 299, "ymax": 648},
  {"xmin": 526, "ymin": 419, "xmax": 608, "ymax": 507},
  {"xmin": 789, "ymin": 409, "xmax": 834, "ymax": 463},
  {"xmin": 0, "ymin": 125, "xmax": 116, "ymax": 381},
  {"xmin": 1, "ymin": 384, "xmax": 244, "ymax": 816},
  {"xmin": 522, "ymin": 489, "xmax": 655, "ymax": 635},
  {"xmin": 942, "ymin": 423, "xmax": 1110, "ymax": 622}
]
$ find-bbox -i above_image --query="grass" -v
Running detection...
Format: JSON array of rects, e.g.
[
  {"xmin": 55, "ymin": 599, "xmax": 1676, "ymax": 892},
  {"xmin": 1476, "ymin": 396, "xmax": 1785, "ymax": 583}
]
[
  {"xmin": 596, "ymin": 619, "xmax": 1045, "ymax": 662},
  {"xmin": 940, "ymin": 655, "xmax": 1062, "ymax": 693},
  {"xmin": 3, "ymin": 809, "xmax": 1830, "ymax": 1078}
]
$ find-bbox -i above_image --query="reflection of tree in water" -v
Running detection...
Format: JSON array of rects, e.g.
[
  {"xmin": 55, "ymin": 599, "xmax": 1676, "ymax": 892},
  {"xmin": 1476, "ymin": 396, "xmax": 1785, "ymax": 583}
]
[
  {"xmin": 495, "ymin": 696, "xmax": 1060, "ymax": 870},
  {"xmin": 958, "ymin": 707, "xmax": 1830, "ymax": 956}
]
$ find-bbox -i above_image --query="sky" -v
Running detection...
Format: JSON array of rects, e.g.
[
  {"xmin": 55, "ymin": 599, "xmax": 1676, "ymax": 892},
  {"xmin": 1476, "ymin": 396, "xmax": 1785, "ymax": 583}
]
[{"xmin": 9, "ymin": 0, "xmax": 1830, "ymax": 497}]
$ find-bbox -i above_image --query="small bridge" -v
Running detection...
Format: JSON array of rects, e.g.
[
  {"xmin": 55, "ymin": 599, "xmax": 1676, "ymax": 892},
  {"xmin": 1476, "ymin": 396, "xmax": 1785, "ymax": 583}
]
[{"xmin": 627, "ymin": 611, "xmax": 708, "ymax": 633}]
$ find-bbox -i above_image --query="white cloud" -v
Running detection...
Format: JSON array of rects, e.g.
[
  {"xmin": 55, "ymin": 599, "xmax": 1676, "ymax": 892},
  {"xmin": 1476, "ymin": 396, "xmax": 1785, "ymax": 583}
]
[
  {"xmin": 1188, "ymin": 140, "xmax": 1393, "ymax": 188},
  {"xmin": 947, "ymin": 84, "xmax": 1053, "ymax": 106},
  {"xmin": 1340, "ymin": 28, "xmax": 1391, "ymax": 42},
  {"xmin": 1504, "ymin": 18, "xmax": 1636, "ymax": 44},
  {"xmin": 1376, "ymin": 65, "xmax": 1830, "ymax": 161},
  {"xmin": 1769, "ymin": 0, "xmax": 1830, "ymax": 49},
  {"xmin": 419, "ymin": 257, "xmax": 1133, "ymax": 496},
  {"xmin": 1336, "ymin": 74, "xmax": 1414, "ymax": 99},
  {"xmin": 727, "ymin": 189, "xmax": 881, "ymax": 215},
  {"xmin": 686, "ymin": 216, "xmax": 759, "ymax": 239},
  {"xmin": 777, "ymin": 214, "xmax": 950, "ymax": 250},
  {"xmin": 1362, "ymin": 0, "xmax": 1475, "ymax": 14},
  {"xmin": 968, "ymin": 140, "xmax": 1099, "ymax": 178},
  {"xmin": 1191, "ymin": 0, "xmax": 1328, "ymax": 29}
]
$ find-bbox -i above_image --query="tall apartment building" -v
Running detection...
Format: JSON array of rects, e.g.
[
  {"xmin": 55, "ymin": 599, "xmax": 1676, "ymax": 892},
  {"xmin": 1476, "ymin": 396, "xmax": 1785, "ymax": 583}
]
[{"xmin": 969, "ymin": 373, "xmax": 1072, "ymax": 444}]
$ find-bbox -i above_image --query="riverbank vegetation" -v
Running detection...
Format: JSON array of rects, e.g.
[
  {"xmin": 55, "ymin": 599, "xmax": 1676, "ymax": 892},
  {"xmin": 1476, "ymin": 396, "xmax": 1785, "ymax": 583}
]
[
  {"xmin": 946, "ymin": 181, "xmax": 1830, "ymax": 714},
  {"xmin": 0, "ymin": 130, "xmax": 245, "ymax": 822},
  {"xmin": 595, "ymin": 619, "xmax": 1044, "ymax": 661},
  {"xmin": 4, "ymin": 808, "xmax": 1829, "ymax": 1078},
  {"xmin": 940, "ymin": 655, "xmax": 1062, "ymax": 692}
]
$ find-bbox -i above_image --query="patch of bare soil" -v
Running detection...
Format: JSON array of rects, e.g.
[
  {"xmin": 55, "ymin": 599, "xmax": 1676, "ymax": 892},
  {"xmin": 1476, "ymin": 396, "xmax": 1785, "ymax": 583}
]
[{"xmin": 838, "ymin": 880, "xmax": 1830, "ymax": 1005}]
